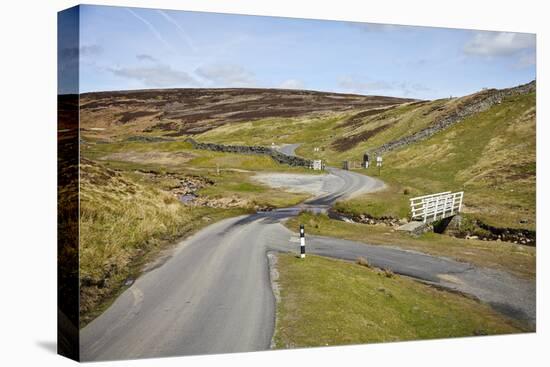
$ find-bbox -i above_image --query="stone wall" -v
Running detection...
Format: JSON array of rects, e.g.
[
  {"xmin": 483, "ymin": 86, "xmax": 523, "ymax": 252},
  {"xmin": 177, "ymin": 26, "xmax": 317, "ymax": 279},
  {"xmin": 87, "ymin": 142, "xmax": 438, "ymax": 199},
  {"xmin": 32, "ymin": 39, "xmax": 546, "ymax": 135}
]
[
  {"xmin": 373, "ymin": 80, "xmax": 536, "ymax": 155},
  {"xmin": 185, "ymin": 138, "xmax": 313, "ymax": 168}
]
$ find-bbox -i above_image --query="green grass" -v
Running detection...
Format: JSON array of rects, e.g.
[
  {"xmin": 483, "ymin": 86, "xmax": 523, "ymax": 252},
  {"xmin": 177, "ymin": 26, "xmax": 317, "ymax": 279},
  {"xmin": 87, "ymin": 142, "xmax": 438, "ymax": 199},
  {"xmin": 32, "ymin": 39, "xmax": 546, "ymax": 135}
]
[
  {"xmin": 334, "ymin": 92, "xmax": 536, "ymax": 230},
  {"xmin": 293, "ymin": 99, "xmax": 453, "ymax": 165},
  {"xmin": 197, "ymin": 114, "xmax": 349, "ymax": 147},
  {"xmin": 83, "ymin": 138, "xmax": 319, "ymax": 174},
  {"xmin": 273, "ymin": 254, "xmax": 526, "ymax": 348},
  {"xmin": 286, "ymin": 212, "xmax": 535, "ymax": 279},
  {"xmin": 335, "ymin": 181, "xmax": 414, "ymax": 219}
]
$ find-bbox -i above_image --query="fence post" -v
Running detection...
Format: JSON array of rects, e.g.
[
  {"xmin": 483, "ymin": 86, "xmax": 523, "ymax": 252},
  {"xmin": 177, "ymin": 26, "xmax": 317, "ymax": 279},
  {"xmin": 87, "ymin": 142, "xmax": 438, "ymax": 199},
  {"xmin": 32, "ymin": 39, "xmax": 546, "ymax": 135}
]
[
  {"xmin": 451, "ymin": 193, "xmax": 455, "ymax": 216},
  {"xmin": 300, "ymin": 224, "xmax": 305, "ymax": 259},
  {"xmin": 423, "ymin": 199, "xmax": 427, "ymax": 223},
  {"xmin": 434, "ymin": 196, "xmax": 439, "ymax": 221}
]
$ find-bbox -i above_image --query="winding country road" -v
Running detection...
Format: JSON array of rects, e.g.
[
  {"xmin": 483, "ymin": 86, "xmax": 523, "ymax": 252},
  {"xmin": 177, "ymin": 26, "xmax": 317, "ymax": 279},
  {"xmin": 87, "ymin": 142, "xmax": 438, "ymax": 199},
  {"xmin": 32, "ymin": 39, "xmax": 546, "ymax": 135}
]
[{"xmin": 80, "ymin": 144, "xmax": 535, "ymax": 361}]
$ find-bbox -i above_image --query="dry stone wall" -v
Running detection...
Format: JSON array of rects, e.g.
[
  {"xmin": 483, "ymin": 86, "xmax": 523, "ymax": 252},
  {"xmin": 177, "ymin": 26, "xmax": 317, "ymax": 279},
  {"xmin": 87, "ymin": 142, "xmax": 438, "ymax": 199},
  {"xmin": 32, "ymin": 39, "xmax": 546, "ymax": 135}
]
[
  {"xmin": 373, "ymin": 81, "xmax": 536, "ymax": 155},
  {"xmin": 185, "ymin": 138, "xmax": 313, "ymax": 168}
]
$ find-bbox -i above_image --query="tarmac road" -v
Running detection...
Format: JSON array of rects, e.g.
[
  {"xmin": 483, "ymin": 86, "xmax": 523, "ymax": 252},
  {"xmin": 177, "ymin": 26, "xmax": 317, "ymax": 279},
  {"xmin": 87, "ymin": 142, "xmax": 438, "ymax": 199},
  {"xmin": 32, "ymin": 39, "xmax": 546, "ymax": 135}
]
[
  {"xmin": 80, "ymin": 145, "xmax": 535, "ymax": 361},
  {"xmin": 275, "ymin": 143, "xmax": 301, "ymax": 156}
]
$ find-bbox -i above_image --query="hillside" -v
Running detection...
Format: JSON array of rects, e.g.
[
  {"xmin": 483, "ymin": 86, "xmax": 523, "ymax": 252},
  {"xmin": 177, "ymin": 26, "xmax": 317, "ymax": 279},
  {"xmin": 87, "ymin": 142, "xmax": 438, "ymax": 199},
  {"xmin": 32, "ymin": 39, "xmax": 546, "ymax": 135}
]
[
  {"xmin": 187, "ymin": 81, "xmax": 536, "ymax": 231},
  {"xmin": 326, "ymin": 82, "xmax": 536, "ymax": 232},
  {"xmin": 79, "ymin": 82, "xmax": 536, "ymax": 231},
  {"xmin": 80, "ymin": 88, "xmax": 415, "ymax": 140}
]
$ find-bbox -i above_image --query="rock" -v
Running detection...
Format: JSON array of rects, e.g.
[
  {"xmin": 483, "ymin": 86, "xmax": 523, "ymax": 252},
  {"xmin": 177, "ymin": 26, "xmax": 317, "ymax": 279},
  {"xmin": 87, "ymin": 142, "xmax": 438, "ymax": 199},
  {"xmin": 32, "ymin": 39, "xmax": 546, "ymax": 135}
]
[{"xmin": 468, "ymin": 235, "xmax": 479, "ymax": 240}]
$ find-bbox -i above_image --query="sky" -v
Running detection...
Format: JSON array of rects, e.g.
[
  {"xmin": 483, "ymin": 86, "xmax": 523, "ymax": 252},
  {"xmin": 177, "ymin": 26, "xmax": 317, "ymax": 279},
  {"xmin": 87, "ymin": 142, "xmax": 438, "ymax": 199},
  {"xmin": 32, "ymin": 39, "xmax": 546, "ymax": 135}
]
[{"xmin": 59, "ymin": 5, "xmax": 536, "ymax": 99}]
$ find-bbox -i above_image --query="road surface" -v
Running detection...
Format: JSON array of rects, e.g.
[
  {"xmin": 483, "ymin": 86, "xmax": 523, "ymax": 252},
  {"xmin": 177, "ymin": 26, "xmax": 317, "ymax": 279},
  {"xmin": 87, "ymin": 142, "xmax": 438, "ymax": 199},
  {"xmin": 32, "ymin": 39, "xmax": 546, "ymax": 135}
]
[
  {"xmin": 275, "ymin": 143, "xmax": 301, "ymax": 156},
  {"xmin": 81, "ymin": 144, "xmax": 535, "ymax": 361}
]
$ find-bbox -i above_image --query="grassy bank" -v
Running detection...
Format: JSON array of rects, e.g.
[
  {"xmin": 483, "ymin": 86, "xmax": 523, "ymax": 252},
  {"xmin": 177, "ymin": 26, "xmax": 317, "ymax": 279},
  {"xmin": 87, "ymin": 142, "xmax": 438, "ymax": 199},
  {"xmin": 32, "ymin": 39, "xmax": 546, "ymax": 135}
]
[
  {"xmin": 333, "ymin": 92, "xmax": 536, "ymax": 230},
  {"xmin": 286, "ymin": 212, "xmax": 535, "ymax": 279},
  {"xmin": 79, "ymin": 159, "xmax": 248, "ymax": 326},
  {"xmin": 197, "ymin": 114, "xmax": 348, "ymax": 147},
  {"xmin": 273, "ymin": 254, "xmax": 525, "ymax": 348},
  {"xmin": 83, "ymin": 139, "xmax": 316, "ymax": 174},
  {"xmin": 335, "ymin": 181, "xmax": 413, "ymax": 219},
  {"xmin": 82, "ymin": 139, "xmax": 315, "ymax": 210}
]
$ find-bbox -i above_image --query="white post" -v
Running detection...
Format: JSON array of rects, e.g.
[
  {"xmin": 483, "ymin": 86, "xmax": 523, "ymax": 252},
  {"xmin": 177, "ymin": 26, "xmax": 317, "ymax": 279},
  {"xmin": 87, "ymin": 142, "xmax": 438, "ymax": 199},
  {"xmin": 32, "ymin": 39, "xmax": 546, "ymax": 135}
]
[
  {"xmin": 434, "ymin": 196, "xmax": 439, "ymax": 221},
  {"xmin": 451, "ymin": 193, "xmax": 455, "ymax": 216},
  {"xmin": 300, "ymin": 224, "xmax": 305, "ymax": 259},
  {"xmin": 423, "ymin": 199, "xmax": 427, "ymax": 223}
]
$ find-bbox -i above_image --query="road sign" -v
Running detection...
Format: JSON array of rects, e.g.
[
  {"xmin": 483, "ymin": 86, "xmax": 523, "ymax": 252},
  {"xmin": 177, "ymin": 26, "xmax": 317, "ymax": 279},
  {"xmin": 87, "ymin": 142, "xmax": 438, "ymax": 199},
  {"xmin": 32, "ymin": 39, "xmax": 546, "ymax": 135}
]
[{"xmin": 376, "ymin": 155, "xmax": 382, "ymax": 175}]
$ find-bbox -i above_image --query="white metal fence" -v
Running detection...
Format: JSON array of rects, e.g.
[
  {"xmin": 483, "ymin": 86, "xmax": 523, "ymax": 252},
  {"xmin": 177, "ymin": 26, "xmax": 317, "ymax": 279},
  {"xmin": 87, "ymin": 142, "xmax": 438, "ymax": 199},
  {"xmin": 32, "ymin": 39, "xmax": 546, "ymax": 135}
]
[{"xmin": 410, "ymin": 191, "xmax": 464, "ymax": 223}]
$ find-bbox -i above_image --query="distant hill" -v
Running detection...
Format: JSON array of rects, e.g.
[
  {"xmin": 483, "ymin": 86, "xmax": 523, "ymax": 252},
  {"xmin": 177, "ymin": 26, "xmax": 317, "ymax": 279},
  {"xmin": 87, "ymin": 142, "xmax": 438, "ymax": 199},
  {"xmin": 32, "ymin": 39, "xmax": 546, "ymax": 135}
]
[
  {"xmin": 191, "ymin": 81, "xmax": 536, "ymax": 230},
  {"xmin": 78, "ymin": 82, "xmax": 536, "ymax": 230},
  {"xmin": 79, "ymin": 88, "xmax": 415, "ymax": 138}
]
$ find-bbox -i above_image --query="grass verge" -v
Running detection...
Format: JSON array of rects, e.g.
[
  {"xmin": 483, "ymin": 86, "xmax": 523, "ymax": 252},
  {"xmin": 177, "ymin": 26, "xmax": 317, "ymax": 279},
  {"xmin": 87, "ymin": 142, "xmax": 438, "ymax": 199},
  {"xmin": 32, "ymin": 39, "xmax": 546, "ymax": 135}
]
[
  {"xmin": 79, "ymin": 159, "xmax": 248, "ymax": 327},
  {"xmin": 273, "ymin": 253, "xmax": 526, "ymax": 348},
  {"xmin": 285, "ymin": 212, "xmax": 535, "ymax": 279}
]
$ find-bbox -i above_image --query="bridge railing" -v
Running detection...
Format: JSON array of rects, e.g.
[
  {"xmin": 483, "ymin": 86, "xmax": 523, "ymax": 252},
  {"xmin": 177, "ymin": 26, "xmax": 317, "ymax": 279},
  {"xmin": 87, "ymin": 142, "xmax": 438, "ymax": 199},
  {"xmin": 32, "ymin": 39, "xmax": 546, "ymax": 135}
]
[{"xmin": 410, "ymin": 191, "xmax": 464, "ymax": 223}]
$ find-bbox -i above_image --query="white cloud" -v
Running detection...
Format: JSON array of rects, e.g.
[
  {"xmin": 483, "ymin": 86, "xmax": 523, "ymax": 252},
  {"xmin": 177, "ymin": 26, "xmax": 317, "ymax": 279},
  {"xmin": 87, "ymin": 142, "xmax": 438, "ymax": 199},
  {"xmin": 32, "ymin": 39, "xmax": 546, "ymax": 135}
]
[
  {"xmin": 397, "ymin": 82, "xmax": 432, "ymax": 96},
  {"xmin": 464, "ymin": 32, "xmax": 535, "ymax": 57},
  {"xmin": 195, "ymin": 64, "xmax": 257, "ymax": 87},
  {"xmin": 517, "ymin": 52, "xmax": 536, "ymax": 68},
  {"xmin": 279, "ymin": 79, "xmax": 305, "ymax": 90},
  {"xmin": 136, "ymin": 54, "xmax": 158, "ymax": 63},
  {"xmin": 338, "ymin": 76, "xmax": 394, "ymax": 94},
  {"xmin": 109, "ymin": 64, "xmax": 197, "ymax": 87},
  {"xmin": 338, "ymin": 76, "xmax": 430, "ymax": 97}
]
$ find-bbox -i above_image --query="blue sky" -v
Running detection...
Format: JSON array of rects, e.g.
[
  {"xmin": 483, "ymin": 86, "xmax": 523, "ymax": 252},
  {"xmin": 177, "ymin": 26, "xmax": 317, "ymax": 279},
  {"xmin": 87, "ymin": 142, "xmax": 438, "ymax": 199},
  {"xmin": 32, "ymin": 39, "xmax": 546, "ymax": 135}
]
[{"xmin": 62, "ymin": 5, "xmax": 536, "ymax": 99}]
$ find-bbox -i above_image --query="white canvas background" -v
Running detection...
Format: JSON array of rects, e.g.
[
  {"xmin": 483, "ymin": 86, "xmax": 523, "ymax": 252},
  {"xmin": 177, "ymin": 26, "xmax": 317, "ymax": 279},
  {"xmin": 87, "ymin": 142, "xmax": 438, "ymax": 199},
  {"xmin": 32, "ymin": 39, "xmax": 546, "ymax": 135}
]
[{"xmin": 0, "ymin": 0, "xmax": 546, "ymax": 366}]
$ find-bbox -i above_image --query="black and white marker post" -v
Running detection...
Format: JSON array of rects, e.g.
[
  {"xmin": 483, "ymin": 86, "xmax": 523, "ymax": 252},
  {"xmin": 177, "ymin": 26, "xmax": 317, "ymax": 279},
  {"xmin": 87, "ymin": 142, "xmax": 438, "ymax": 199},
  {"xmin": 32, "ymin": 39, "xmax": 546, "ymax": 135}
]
[{"xmin": 300, "ymin": 224, "xmax": 305, "ymax": 259}]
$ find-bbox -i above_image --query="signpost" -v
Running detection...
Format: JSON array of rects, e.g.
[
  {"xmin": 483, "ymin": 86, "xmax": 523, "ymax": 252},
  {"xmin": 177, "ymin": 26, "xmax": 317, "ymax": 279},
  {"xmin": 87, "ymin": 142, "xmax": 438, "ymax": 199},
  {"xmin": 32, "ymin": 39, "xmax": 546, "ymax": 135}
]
[
  {"xmin": 376, "ymin": 155, "xmax": 383, "ymax": 175},
  {"xmin": 363, "ymin": 153, "xmax": 369, "ymax": 168}
]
